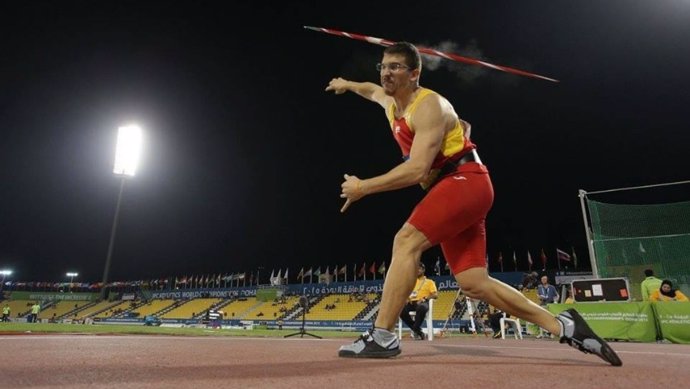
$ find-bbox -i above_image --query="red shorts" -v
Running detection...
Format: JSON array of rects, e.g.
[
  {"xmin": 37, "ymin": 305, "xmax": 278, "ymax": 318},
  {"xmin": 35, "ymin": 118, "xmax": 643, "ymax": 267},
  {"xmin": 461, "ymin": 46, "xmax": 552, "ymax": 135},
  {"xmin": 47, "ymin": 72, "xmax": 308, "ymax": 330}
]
[{"xmin": 407, "ymin": 163, "xmax": 494, "ymax": 274}]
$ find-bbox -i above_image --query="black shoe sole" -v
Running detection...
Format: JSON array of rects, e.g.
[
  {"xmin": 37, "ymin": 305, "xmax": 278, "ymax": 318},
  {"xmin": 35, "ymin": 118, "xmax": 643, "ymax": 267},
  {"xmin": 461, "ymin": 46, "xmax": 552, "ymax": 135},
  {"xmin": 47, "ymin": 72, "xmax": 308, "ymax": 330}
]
[
  {"xmin": 338, "ymin": 348, "xmax": 401, "ymax": 358},
  {"xmin": 597, "ymin": 340, "xmax": 623, "ymax": 366},
  {"xmin": 565, "ymin": 309, "xmax": 623, "ymax": 367}
]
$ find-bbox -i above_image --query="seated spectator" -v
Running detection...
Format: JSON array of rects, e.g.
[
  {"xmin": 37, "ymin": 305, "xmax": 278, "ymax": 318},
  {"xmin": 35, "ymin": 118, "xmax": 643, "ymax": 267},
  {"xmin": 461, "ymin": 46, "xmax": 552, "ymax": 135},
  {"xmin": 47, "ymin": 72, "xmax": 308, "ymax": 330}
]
[
  {"xmin": 563, "ymin": 289, "xmax": 574, "ymax": 304},
  {"xmin": 649, "ymin": 280, "xmax": 689, "ymax": 302},
  {"xmin": 399, "ymin": 262, "xmax": 438, "ymax": 340},
  {"xmin": 488, "ymin": 309, "xmax": 506, "ymax": 338},
  {"xmin": 537, "ymin": 276, "xmax": 559, "ymax": 306},
  {"xmin": 521, "ymin": 271, "xmax": 539, "ymax": 290}
]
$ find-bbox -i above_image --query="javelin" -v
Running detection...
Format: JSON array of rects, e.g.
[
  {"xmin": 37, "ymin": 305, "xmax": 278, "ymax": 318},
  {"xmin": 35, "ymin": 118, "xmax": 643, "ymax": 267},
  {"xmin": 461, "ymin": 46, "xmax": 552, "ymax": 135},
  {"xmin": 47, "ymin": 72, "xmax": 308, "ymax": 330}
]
[{"xmin": 305, "ymin": 26, "xmax": 559, "ymax": 83}]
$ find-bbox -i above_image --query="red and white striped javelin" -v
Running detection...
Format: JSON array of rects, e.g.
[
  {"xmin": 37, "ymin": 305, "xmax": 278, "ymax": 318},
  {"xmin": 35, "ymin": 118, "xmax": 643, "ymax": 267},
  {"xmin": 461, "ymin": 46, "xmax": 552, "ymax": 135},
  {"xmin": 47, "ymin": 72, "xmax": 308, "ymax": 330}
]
[{"xmin": 304, "ymin": 26, "xmax": 559, "ymax": 83}]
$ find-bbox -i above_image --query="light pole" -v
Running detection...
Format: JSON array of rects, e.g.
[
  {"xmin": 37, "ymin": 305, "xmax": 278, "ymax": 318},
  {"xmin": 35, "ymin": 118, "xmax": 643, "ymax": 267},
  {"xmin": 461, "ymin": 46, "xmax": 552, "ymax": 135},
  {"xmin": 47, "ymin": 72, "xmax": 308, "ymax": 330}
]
[
  {"xmin": 257, "ymin": 267, "xmax": 264, "ymax": 286},
  {"xmin": 0, "ymin": 269, "xmax": 12, "ymax": 294},
  {"xmin": 66, "ymin": 272, "xmax": 78, "ymax": 293},
  {"xmin": 101, "ymin": 125, "xmax": 142, "ymax": 300}
]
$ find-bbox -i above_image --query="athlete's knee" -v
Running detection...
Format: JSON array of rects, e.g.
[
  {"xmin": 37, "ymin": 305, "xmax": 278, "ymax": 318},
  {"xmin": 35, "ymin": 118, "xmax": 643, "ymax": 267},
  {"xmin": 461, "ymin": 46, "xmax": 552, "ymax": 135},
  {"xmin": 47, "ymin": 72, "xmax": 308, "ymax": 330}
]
[
  {"xmin": 392, "ymin": 224, "xmax": 427, "ymax": 256},
  {"xmin": 457, "ymin": 272, "xmax": 491, "ymax": 300}
]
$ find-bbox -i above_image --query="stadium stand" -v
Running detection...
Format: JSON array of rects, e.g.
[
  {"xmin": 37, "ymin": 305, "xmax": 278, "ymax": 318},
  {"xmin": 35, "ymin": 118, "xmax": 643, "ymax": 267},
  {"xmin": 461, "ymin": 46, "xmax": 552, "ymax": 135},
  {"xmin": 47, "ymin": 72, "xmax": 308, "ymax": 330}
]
[
  {"xmin": 93, "ymin": 301, "xmax": 132, "ymax": 318},
  {"xmin": 160, "ymin": 298, "xmax": 223, "ymax": 319},
  {"xmin": 243, "ymin": 296, "xmax": 298, "ymax": 320},
  {"xmin": 73, "ymin": 300, "xmax": 122, "ymax": 320},
  {"xmin": 222, "ymin": 297, "xmax": 261, "ymax": 319},
  {"xmin": 304, "ymin": 293, "xmax": 374, "ymax": 321},
  {"xmin": 37, "ymin": 301, "xmax": 91, "ymax": 321},
  {"xmin": 432, "ymin": 290, "xmax": 458, "ymax": 320},
  {"xmin": 129, "ymin": 299, "xmax": 176, "ymax": 317}
]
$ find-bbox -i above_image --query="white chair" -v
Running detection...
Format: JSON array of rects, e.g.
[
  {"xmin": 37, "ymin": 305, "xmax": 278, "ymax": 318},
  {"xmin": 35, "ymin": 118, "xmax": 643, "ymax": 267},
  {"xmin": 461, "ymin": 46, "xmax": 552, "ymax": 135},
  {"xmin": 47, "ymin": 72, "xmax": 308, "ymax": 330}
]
[
  {"xmin": 397, "ymin": 298, "xmax": 433, "ymax": 341},
  {"xmin": 499, "ymin": 313, "xmax": 522, "ymax": 340}
]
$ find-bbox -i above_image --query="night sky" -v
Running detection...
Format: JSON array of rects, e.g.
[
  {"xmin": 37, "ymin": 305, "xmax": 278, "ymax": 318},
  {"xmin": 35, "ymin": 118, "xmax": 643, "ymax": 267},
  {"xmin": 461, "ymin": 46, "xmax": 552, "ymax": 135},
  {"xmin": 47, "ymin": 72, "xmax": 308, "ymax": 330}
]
[{"xmin": 2, "ymin": 1, "xmax": 689, "ymax": 283}]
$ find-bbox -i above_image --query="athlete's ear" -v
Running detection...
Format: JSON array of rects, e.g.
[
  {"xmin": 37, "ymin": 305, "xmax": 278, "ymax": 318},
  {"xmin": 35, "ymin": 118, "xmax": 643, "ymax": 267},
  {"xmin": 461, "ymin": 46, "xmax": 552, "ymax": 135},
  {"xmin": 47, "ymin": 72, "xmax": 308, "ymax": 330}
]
[{"xmin": 410, "ymin": 68, "xmax": 421, "ymax": 83}]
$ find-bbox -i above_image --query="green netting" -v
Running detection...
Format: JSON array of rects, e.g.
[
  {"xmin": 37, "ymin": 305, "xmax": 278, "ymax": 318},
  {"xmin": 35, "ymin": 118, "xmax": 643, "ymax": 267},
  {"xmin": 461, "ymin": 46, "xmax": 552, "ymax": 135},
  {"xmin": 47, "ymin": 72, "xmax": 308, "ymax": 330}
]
[{"xmin": 587, "ymin": 199, "xmax": 690, "ymax": 300}]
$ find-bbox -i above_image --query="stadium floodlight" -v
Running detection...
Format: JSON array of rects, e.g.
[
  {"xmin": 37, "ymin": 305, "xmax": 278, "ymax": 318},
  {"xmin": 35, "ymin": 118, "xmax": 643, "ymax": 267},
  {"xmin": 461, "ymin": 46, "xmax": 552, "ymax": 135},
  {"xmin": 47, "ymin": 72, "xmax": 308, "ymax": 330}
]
[
  {"xmin": 66, "ymin": 272, "xmax": 78, "ymax": 292},
  {"xmin": 113, "ymin": 125, "xmax": 142, "ymax": 176},
  {"xmin": 0, "ymin": 269, "xmax": 12, "ymax": 293},
  {"xmin": 101, "ymin": 124, "xmax": 144, "ymax": 300}
]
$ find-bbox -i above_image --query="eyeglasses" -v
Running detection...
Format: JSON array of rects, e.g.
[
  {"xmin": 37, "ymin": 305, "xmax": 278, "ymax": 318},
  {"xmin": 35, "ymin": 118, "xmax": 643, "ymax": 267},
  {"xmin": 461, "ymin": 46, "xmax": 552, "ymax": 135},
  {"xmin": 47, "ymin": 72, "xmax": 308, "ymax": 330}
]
[{"xmin": 376, "ymin": 62, "xmax": 410, "ymax": 72}]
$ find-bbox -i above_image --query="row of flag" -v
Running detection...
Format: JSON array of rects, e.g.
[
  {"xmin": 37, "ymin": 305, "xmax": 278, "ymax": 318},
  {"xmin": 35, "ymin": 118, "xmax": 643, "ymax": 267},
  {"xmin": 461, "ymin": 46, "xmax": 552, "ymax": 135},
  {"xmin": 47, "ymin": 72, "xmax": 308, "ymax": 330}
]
[
  {"xmin": 274, "ymin": 247, "xmax": 581, "ymax": 284},
  {"xmin": 494, "ymin": 247, "xmax": 579, "ymax": 272},
  {"xmin": 287, "ymin": 262, "xmax": 388, "ymax": 284},
  {"xmin": 3, "ymin": 247, "xmax": 588, "ymax": 292}
]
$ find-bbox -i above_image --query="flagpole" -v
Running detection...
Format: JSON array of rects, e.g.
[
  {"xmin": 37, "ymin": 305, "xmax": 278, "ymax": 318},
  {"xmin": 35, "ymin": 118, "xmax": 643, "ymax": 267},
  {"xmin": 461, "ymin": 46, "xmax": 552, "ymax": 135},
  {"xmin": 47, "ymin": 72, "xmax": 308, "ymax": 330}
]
[
  {"xmin": 572, "ymin": 246, "xmax": 578, "ymax": 269},
  {"xmin": 578, "ymin": 189, "xmax": 599, "ymax": 278},
  {"xmin": 556, "ymin": 249, "xmax": 561, "ymax": 271}
]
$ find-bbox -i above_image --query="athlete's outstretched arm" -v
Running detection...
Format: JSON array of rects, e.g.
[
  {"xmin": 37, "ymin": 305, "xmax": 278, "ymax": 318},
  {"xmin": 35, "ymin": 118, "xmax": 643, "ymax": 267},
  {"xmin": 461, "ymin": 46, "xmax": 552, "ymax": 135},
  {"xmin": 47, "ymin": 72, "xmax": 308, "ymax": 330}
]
[{"xmin": 325, "ymin": 77, "xmax": 390, "ymax": 108}]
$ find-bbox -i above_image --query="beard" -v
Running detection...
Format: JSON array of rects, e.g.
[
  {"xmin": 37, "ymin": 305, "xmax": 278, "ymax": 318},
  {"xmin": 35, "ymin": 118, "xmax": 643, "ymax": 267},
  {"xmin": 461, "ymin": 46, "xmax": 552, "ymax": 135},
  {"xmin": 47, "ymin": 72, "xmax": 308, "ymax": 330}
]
[{"xmin": 381, "ymin": 77, "xmax": 396, "ymax": 95}]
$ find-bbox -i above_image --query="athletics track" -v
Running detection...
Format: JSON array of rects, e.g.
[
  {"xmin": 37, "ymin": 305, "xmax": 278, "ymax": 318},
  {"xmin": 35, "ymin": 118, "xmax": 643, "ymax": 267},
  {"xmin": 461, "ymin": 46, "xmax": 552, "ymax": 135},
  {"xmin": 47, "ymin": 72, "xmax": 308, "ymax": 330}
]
[{"xmin": 1, "ymin": 334, "xmax": 688, "ymax": 388}]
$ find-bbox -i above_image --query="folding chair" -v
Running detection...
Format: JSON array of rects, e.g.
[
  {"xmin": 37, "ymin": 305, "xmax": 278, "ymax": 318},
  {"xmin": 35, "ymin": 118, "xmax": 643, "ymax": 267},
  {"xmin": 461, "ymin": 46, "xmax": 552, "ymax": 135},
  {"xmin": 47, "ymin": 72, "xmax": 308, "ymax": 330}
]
[{"xmin": 499, "ymin": 312, "xmax": 523, "ymax": 340}]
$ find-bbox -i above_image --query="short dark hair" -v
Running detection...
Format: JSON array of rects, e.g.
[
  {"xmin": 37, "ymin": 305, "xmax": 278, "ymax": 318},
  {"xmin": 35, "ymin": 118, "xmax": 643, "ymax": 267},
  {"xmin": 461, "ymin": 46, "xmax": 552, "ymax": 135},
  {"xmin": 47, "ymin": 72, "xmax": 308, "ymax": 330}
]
[
  {"xmin": 644, "ymin": 269, "xmax": 654, "ymax": 277},
  {"xmin": 384, "ymin": 42, "xmax": 421, "ymax": 71},
  {"xmin": 419, "ymin": 262, "xmax": 425, "ymax": 269}
]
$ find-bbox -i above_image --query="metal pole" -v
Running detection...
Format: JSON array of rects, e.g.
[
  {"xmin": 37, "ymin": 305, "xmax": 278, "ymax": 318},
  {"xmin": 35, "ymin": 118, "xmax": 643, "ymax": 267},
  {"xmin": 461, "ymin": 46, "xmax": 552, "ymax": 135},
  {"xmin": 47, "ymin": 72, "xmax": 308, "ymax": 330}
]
[
  {"xmin": 101, "ymin": 177, "xmax": 127, "ymax": 299},
  {"xmin": 578, "ymin": 190, "xmax": 599, "ymax": 278}
]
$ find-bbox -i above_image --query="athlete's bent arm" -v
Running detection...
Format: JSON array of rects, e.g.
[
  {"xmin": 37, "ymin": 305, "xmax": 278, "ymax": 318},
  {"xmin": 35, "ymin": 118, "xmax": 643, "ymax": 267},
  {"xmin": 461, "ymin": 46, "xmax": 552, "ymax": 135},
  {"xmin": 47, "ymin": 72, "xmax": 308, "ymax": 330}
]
[{"xmin": 340, "ymin": 96, "xmax": 448, "ymax": 212}]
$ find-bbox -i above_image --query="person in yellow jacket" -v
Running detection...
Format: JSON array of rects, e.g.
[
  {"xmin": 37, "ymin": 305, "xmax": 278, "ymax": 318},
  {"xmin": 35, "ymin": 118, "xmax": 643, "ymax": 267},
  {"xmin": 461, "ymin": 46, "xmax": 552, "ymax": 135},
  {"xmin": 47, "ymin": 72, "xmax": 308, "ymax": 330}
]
[
  {"xmin": 2, "ymin": 303, "xmax": 10, "ymax": 322},
  {"xmin": 640, "ymin": 269, "xmax": 663, "ymax": 301},
  {"xmin": 649, "ymin": 280, "xmax": 689, "ymax": 302},
  {"xmin": 399, "ymin": 262, "xmax": 438, "ymax": 340}
]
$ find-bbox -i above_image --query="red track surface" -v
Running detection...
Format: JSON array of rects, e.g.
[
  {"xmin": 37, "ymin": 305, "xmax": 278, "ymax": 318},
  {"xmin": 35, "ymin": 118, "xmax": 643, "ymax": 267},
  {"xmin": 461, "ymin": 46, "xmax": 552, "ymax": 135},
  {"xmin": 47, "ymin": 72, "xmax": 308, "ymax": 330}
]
[{"xmin": 2, "ymin": 334, "xmax": 688, "ymax": 388}]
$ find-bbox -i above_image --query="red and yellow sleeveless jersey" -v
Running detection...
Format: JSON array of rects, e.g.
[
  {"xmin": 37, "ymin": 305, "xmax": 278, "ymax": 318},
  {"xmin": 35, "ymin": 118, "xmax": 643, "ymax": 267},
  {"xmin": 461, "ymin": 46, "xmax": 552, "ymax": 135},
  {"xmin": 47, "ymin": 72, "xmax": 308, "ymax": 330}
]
[{"xmin": 386, "ymin": 88, "xmax": 475, "ymax": 170}]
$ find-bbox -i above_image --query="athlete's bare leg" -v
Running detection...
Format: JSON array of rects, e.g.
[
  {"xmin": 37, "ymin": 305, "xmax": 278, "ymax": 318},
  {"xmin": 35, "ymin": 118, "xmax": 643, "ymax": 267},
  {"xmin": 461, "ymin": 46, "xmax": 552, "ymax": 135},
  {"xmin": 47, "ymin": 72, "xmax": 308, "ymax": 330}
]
[
  {"xmin": 374, "ymin": 222, "xmax": 433, "ymax": 330},
  {"xmin": 455, "ymin": 267, "xmax": 561, "ymax": 334}
]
